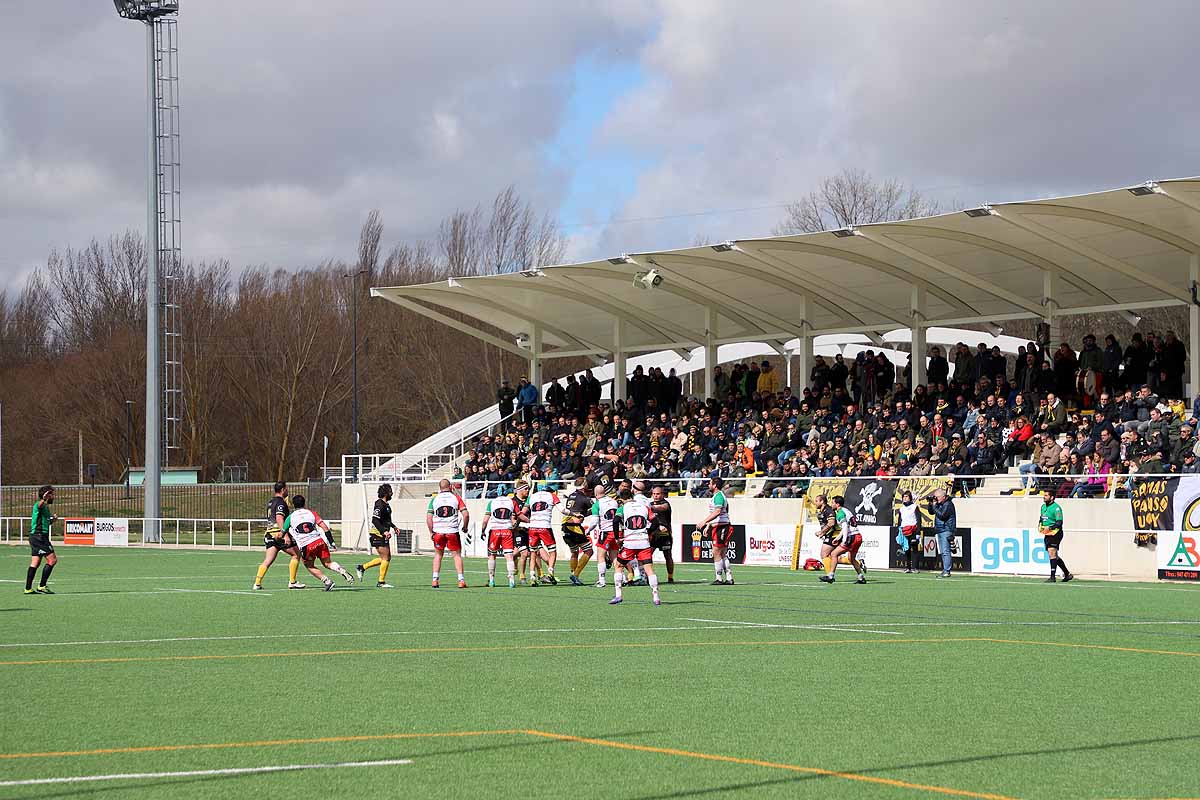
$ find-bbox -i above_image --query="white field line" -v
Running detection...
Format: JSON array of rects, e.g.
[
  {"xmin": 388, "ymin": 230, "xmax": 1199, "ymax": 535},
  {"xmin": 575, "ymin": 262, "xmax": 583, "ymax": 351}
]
[
  {"xmin": 0, "ymin": 624, "xmax": 789, "ymax": 650},
  {"xmin": 155, "ymin": 587, "xmax": 268, "ymax": 597},
  {"xmin": 681, "ymin": 617, "xmax": 903, "ymax": 635},
  {"xmin": 0, "ymin": 758, "xmax": 413, "ymax": 787}
]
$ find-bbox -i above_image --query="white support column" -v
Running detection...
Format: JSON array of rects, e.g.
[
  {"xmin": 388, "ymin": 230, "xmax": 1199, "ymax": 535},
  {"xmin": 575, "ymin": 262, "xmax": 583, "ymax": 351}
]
[
  {"xmin": 528, "ymin": 324, "xmax": 542, "ymax": 402},
  {"xmin": 1190, "ymin": 254, "xmax": 1199, "ymax": 398},
  {"xmin": 1043, "ymin": 271, "xmax": 1061, "ymax": 357},
  {"xmin": 785, "ymin": 352, "xmax": 793, "ymax": 389},
  {"xmin": 612, "ymin": 318, "xmax": 627, "ymax": 403},
  {"xmin": 704, "ymin": 307, "xmax": 717, "ymax": 399},
  {"xmin": 910, "ymin": 286, "xmax": 927, "ymax": 389},
  {"xmin": 796, "ymin": 295, "xmax": 811, "ymax": 393}
]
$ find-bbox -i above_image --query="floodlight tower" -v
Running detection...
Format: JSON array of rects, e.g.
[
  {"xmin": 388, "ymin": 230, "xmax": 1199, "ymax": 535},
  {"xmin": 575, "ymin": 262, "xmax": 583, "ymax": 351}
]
[{"xmin": 113, "ymin": 1, "xmax": 182, "ymax": 540}]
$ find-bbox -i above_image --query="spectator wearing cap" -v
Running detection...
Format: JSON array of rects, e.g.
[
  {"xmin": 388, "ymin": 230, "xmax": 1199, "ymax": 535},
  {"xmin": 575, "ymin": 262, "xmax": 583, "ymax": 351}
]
[
  {"xmin": 928, "ymin": 488, "xmax": 957, "ymax": 578},
  {"xmin": 1171, "ymin": 424, "xmax": 1196, "ymax": 470}
]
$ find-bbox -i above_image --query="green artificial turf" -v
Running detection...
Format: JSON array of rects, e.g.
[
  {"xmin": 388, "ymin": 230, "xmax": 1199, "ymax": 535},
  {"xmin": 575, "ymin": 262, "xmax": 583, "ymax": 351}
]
[{"xmin": 1, "ymin": 546, "xmax": 1198, "ymax": 799}]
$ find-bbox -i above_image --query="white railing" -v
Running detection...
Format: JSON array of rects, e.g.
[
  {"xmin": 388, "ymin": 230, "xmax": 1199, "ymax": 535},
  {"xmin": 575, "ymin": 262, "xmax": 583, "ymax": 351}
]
[{"xmin": 0, "ymin": 517, "xmax": 342, "ymax": 550}]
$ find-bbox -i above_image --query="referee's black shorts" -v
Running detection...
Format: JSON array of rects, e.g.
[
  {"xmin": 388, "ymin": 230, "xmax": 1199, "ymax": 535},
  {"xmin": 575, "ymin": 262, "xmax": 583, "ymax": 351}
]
[
  {"xmin": 30, "ymin": 536, "xmax": 54, "ymax": 557},
  {"xmin": 1043, "ymin": 532, "xmax": 1063, "ymax": 550}
]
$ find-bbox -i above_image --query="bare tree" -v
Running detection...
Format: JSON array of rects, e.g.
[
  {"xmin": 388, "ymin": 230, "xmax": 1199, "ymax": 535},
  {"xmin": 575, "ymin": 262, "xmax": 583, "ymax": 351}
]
[{"xmin": 775, "ymin": 168, "xmax": 941, "ymax": 234}]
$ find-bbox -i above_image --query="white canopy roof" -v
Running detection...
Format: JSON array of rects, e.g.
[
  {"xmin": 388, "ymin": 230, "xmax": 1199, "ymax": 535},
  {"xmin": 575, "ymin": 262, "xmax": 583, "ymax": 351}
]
[{"xmin": 371, "ymin": 178, "xmax": 1200, "ymax": 359}]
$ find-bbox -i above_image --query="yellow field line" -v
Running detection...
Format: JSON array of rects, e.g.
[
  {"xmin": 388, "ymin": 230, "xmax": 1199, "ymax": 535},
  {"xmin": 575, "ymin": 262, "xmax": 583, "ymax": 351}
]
[
  {"xmin": 0, "ymin": 727, "xmax": 1015, "ymax": 799},
  {"xmin": 0, "ymin": 637, "xmax": 967, "ymax": 667},
  {"xmin": 0, "ymin": 730, "xmax": 520, "ymax": 761},
  {"xmin": 521, "ymin": 729, "xmax": 1017, "ymax": 800},
  {"xmin": 977, "ymin": 638, "xmax": 1200, "ymax": 658}
]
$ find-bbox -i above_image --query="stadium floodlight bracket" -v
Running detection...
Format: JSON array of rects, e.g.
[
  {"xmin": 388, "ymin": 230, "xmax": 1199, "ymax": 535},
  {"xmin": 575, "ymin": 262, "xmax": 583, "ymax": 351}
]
[
  {"xmin": 608, "ymin": 255, "xmax": 635, "ymax": 265},
  {"xmin": 963, "ymin": 205, "xmax": 994, "ymax": 218},
  {"xmin": 986, "ymin": 323, "xmax": 1005, "ymax": 337},
  {"xmin": 113, "ymin": 0, "xmax": 179, "ymax": 20},
  {"xmin": 832, "ymin": 227, "xmax": 857, "ymax": 238},
  {"xmin": 515, "ymin": 333, "xmax": 530, "ymax": 348},
  {"xmin": 1127, "ymin": 182, "xmax": 1161, "ymax": 197},
  {"xmin": 447, "ymin": 277, "xmax": 463, "ymax": 288},
  {"xmin": 710, "ymin": 242, "xmax": 736, "ymax": 252},
  {"xmin": 1120, "ymin": 310, "xmax": 1143, "ymax": 327},
  {"xmin": 519, "ymin": 268, "xmax": 545, "ymax": 278}
]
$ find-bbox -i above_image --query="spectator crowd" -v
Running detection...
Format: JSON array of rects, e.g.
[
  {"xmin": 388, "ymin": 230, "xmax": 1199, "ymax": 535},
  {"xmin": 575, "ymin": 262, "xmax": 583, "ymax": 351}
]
[{"xmin": 460, "ymin": 331, "xmax": 1198, "ymax": 500}]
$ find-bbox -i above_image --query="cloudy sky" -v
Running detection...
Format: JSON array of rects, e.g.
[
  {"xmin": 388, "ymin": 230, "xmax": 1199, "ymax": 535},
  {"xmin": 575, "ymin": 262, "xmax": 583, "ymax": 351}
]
[{"xmin": 3, "ymin": 0, "xmax": 1200, "ymax": 290}]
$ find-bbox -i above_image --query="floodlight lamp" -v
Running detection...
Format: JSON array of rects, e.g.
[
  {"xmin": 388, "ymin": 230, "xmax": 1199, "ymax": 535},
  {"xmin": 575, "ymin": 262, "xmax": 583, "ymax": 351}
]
[
  {"xmin": 608, "ymin": 254, "xmax": 635, "ymax": 265},
  {"xmin": 520, "ymin": 267, "xmax": 545, "ymax": 278},
  {"xmin": 711, "ymin": 242, "xmax": 736, "ymax": 252},
  {"xmin": 515, "ymin": 333, "xmax": 530, "ymax": 348},
  {"xmin": 986, "ymin": 323, "xmax": 1005, "ymax": 337},
  {"xmin": 1121, "ymin": 311, "xmax": 1143, "ymax": 327},
  {"xmin": 832, "ymin": 227, "xmax": 856, "ymax": 238},
  {"xmin": 633, "ymin": 269, "xmax": 663, "ymax": 290},
  {"xmin": 1127, "ymin": 182, "xmax": 1161, "ymax": 197},
  {"xmin": 114, "ymin": 0, "xmax": 179, "ymax": 20},
  {"xmin": 963, "ymin": 205, "xmax": 993, "ymax": 218},
  {"xmin": 447, "ymin": 277, "xmax": 463, "ymax": 288}
]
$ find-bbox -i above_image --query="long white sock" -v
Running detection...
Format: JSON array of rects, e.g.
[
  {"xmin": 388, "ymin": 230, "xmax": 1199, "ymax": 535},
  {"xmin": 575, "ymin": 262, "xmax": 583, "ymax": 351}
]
[
  {"xmin": 329, "ymin": 562, "xmax": 349, "ymax": 579},
  {"xmin": 724, "ymin": 559, "xmax": 733, "ymax": 581},
  {"xmin": 649, "ymin": 574, "xmax": 659, "ymax": 594},
  {"xmin": 488, "ymin": 556, "xmax": 496, "ymax": 579},
  {"xmin": 506, "ymin": 556, "xmax": 515, "ymax": 581},
  {"xmin": 614, "ymin": 571, "xmax": 623, "ymax": 599},
  {"xmin": 457, "ymin": 572, "xmax": 465, "ymax": 582},
  {"xmin": 597, "ymin": 559, "xmax": 607, "ymax": 582},
  {"xmin": 432, "ymin": 571, "xmax": 440, "ymax": 580},
  {"xmin": 714, "ymin": 561, "xmax": 723, "ymax": 579},
  {"xmin": 632, "ymin": 563, "xmax": 643, "ymax": 580}
]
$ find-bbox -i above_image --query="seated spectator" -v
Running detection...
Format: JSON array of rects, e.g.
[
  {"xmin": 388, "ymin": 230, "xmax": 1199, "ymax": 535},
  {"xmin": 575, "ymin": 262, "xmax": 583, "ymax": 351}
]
[{"xmin": 1070, "ymin": 451, "xmax": 1111, "ymax": 497}]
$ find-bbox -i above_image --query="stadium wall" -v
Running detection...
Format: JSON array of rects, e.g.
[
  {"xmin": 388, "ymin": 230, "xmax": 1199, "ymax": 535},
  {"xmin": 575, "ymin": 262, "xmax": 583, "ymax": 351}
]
[{"xmin": 339, "ymin": 485, "xmax": 1156, "ymax": 581}]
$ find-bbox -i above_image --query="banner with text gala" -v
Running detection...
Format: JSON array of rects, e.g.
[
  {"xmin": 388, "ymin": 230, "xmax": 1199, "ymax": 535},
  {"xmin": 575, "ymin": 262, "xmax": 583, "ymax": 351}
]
[{"xmin": 971, "ymin": 528, "xmax": 1051, "ymax": 575}]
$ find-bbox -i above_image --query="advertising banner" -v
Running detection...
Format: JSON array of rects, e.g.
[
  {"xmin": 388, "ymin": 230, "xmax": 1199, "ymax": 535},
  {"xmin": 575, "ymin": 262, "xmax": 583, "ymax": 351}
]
[
  {"xmin": 1132, "ymin": 475, "xmax": 1200, "ymax": 533},
  {"xmin": 888, "ymin": 527, "xmax": 971, "ymax": 572},
  {"xmin": 63, "ymin": 518, "xmax": 95, "ymax": 545},
  {"xmin": 970, "ymin": 528, "xmax": 1050, "ymax": 575},
  {"xmin": 683, "ymin": 524, "xmax": 746, "ymax": 564},
  {"xmin": 1157, "ymin": 529, "xmax": 1200, "ymax": 581},
  {"xmin": 94, "ymin": 518, "xmax": 129, "ymax": 547},
  {"xmin": 742, "ymin": 524, "xmax": 796, "ymax": 567},
  {"xmin": 856, "ymin": 525, "xmax": 891, "ymax": 570}
]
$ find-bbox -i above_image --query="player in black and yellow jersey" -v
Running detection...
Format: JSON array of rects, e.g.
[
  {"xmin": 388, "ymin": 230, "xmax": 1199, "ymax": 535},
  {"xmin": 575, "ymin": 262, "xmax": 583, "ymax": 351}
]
[
  {"xmin": 252, "ymin": 481, "xmax": 303, "ymax": 590},
  {"xmin": 25, "ymin": 485, "xmax": 58, "ymax": 594},
  {"xmin": 561, "ymin": 476, "xmax": 594, "ymax": 585},
  {"xmin": 357, "ymin": 483, "xmax": 395, "ymax": 588},
  {"xmin": 648, "ymin": 483, "xmax": 675, "ymax": 583}
]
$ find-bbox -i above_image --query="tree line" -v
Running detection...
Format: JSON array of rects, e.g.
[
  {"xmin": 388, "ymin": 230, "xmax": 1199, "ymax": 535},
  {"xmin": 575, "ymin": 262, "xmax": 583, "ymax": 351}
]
[{"xmin": 0, "ymin": 187, "xmax": 564, "ymax": 485}]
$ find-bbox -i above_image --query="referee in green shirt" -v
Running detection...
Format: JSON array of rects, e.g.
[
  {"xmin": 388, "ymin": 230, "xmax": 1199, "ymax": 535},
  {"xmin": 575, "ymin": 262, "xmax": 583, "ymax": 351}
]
[
  {"xmin": 1040, "ymin": 490, "xmax": 1073, "ymax": 583},
  {"xmin": 25, "ymin": 485, "xmax": 58, "ymax": 594}
]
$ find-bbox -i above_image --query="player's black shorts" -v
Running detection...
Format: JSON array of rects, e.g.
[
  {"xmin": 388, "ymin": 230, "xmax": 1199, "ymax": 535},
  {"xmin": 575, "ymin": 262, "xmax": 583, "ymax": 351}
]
[
  {"xmin": 29, "ymin": 536, "xmax": 54, "ymax": 557},
  {"xmin": 650, "ymin": 530, "xmax": 672, "ymax": 551},
  {"xmin": 264, "ymin": 534, "xmax": 291, "ymax": 551},
  {"xmin": 512, "ymin": 527, "xmax": 530, "ymax": 551},
  {"xmin": 369, "ymin": 534, "xmax": 390, "ymax": 549},
  {"xmin": 1043, "ymin": 533, "xmax": 1064, "ymax": 550},
  {"xmin": 561, "ymin": 521, "xmax": 590, "ymax": 549}
]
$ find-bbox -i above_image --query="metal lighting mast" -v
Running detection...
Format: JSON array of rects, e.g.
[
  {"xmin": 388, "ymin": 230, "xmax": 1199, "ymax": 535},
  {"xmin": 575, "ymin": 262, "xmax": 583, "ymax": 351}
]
[{"xmin": 113, "ymin": 1, "xmax": 182, "ymax": 541}]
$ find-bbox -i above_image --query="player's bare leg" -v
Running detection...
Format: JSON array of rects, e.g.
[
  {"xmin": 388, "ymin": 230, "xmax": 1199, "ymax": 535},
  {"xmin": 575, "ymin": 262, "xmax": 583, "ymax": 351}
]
[
  {"xmin": 833, "ymin": 544, "xmax": 864, "ymax": 582},
  {"xmin": 302, "ymin": 558, "xmax": 334, "ymax": 591},
  {"xmin": 451, "ymin": 548, "xmax": 467, "ymax": 588},
  {"xmin": 711, "ymin": 542, "xmax": 727, "ymax": 585},
  {"xmin": 431, "ymin": 546, "xmax": 445, "ymax": 588},
  {"xmin": 819, "ymin": 542, "xmax": 838, "ymax": 583},
  {"xmin": 609, "ymin": 560, "xmax": 627, "ymax": 604},
  {"xmin": 663, "ymin": 547, "xmax": 675, "ymax": 582},
  {"xmin": 643, "ymin": 562, "xmax": 661, "ymax": 605},
  {"xmin": 320, "ymin": 555, "xmax": 354, "ymax": 584}
]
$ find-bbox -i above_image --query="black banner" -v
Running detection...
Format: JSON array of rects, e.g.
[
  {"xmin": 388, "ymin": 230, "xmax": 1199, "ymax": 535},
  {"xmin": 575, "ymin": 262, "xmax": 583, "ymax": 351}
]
[
  {"xmin": 682, "ymin": 524, "xmax": 746, "ymax": 564},
  {"xmin": 1131, "ymin": 476, "xmax": 1175, "ymax": 531},
  {"xmin": 844, "ymin": 478, "xmax": 898, "ymax": 527},
  {"xmin": 887, "ymin": 526, "xmax": 972, "ymax": 573}
]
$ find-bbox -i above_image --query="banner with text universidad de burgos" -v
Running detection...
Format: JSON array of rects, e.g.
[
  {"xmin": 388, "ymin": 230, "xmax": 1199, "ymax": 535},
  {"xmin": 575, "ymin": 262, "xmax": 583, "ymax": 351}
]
[
  {"xmin": 742, "ymin": 524, "xmax": 796, "ymax": 567},
  {"xmin": 682, "ymin": 524, "xmax": 746, "ymax": 564},
  {"xmin": 843, "ymin": 478, "xmax": 898, "ymax": 527},
  {"xmin": 971, "ymin": 528, "xmax": 1050, "ymax": 576},
  {"xmin": 895, "ymin": 476, "xmax": 954, "ymax": 526}
]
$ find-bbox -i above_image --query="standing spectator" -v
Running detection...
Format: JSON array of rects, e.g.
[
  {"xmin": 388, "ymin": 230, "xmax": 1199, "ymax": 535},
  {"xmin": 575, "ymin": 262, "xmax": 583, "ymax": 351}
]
[
  {"xmin": 545, "ymin": 378, "xmax": 565, "ymax": 410},
  {"xmin": 496, "ymin": 380, "xmax": 516, "ymax": 419},
  {"xmin": 810, "ymin": 356, "xmax": 831, "ymax": 393},
  {"xmin": 928, "ymin": 488, "xmax": 956, "ymax": 578},
  {"xmin": 667, "ymin": 368, "xmax": 683, "ymax": 412},
  {"xmin": 1053, "ymin": 343, "xmax": 1078, "ymax": 402},
  {"xmin": 927, "ymin": 346, "xmax": 949, "ymax": 387},
  {"xmin": 564, "ymin": 374, "xmax": 583, "ymax": 419},
  {"xmin": 1102, "ymin": 334, "xmax": 1123, "ymax": 393},
  {"xmin": 1077, "ymin": 334, "xmax": 1104, "ymax": 408},
  {"xmin": 1161, "ymin": 330, "xmax": 1187, "ymax": 399},
  {"xmin": 713, "ymin": 365, "xmax": 730, "ymax": 399},
  {"xmin": 516, "ymin": 376, "xmax": 539, "ymax": 424},
  {"xmin": 829, "ymin": 354, "xmax": 849, "ymax": 394},
  {"xmin": 757, "ymin": 360, "xmax": 780, "ymax": 396},
  {"xmin": 1123, "ymin": 332, "xmax": 1149, "ymax": 389}
]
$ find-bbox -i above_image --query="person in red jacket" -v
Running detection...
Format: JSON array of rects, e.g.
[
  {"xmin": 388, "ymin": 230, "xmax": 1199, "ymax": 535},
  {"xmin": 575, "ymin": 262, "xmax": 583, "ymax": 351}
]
[{"xmin": 1003, "ymin": 416, "xmax": 1035, "ymax": 467}]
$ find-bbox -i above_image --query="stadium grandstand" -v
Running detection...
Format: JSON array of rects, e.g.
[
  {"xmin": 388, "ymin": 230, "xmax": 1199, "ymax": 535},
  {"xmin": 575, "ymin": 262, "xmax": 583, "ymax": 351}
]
[{"xmin": 333, "ymin": 177, "xmax": 1200, "ymax": 583}]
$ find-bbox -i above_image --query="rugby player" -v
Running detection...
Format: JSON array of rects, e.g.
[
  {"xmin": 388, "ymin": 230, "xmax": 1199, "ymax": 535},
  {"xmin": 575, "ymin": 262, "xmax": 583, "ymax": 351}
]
[
  {"xmin": 560, "ymin": 476, "xmax": 594, "ymax": 585},
  {"xmin": 25, "ymin": 485, "xmax": 58, "ymax": 594},
  {"xmin": 696, "ymin": 476, "xmax": 734, "ymax": 585},
  {"xmin": 526, "ymin": 482, "xmax": 560, "ymax": 585},
  {"xmin": 617, "ymin": 480, "xmax": 645, "ymax": 584},
  {"xmin": 426, "ymin": 478, "xmax": 469, "ymax": 589},
  {"xmin": 813, "ymin": 494, "xmax": 841, "ymax": 584},
  {"xmin": 609, "ymin": 487, "xmax": 661, "ymax": 606},
  {"xmin": 510, "ymin": 480, "xmax": 535, "ymax": 585},
  {"xmin": 483, "ymin": 486, "xmax": 519, "ymax": 588},
  {"xmin": 357, "ymin": 483, "xmax": 396, "ymax": 588},
  {"xmin": 284, "ymin": 495, "xmax": 354, "ymax": 591},
  {"xmin": 590, "ymin": 484, "xmax": 620, "ymax": 588},
  {"xmin": 830, "ymin": 495, "xmax": 867, "ymax": 584},
  {"xmin": 648, "ymin": 483, "xmax": 675, "ymax": 583},
  {"xmin": 252, "ymin": 481, "xmax": 304, "ymax": 590},
  {"xmin": 1041, "ymin": 490, "xmax": 1073, "ymax": 583}
]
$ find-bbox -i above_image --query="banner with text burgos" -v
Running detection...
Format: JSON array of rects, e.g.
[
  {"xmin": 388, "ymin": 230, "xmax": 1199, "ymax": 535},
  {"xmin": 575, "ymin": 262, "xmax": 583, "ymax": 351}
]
[
  {"xmin": 971, "ymin": 528, "xmax": 1049, "ymax": 575},
  {"xmin": 742, "ymin": 524, "xmax": 796, "ymax": 567}
]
